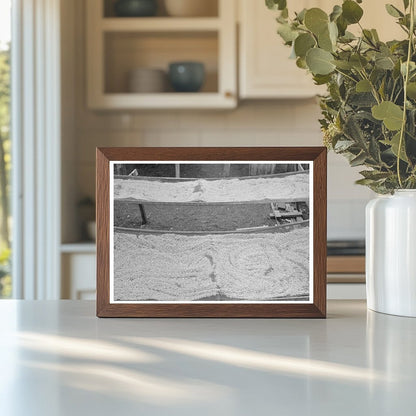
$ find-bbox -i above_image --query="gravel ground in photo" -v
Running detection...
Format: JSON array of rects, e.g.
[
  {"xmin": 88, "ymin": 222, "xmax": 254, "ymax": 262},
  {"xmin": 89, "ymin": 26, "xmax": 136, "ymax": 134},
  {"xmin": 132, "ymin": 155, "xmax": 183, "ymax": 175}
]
[{"xmin": 113, "ymin": 227, "xmax": 310, "ymax": 302}]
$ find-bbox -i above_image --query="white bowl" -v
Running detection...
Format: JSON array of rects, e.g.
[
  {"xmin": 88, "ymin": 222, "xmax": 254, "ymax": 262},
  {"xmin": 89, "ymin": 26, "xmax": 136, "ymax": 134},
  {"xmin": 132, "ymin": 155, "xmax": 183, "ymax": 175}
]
[
  {"xmin": 164, "ymin": 0, "xmax": 217, "ymax": 17},
  {"xmin": 128, "ymin": 68, "xmax": 167, "ymax": 93}
]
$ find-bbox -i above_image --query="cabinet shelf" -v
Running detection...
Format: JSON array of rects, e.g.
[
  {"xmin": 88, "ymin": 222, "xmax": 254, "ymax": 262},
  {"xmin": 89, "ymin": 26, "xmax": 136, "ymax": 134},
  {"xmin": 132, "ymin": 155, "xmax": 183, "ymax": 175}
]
[
  {"xmin": 89, "ymin": 92, "xmax": 235, "ymax": 110},
  {"xmin": 61, "ymin": 242, "xmax": 96, "ymax": 254},
  {"xmin": 101, "ymin": 17, "xmax": 221, "ymax": 32}
]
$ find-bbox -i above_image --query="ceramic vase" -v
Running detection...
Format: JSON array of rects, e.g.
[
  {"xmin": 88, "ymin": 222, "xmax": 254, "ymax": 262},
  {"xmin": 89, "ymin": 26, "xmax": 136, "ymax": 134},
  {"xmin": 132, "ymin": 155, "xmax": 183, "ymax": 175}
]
[{"xmin": 366, "ymin": 190, "xmax": 416, "ymax": 317}]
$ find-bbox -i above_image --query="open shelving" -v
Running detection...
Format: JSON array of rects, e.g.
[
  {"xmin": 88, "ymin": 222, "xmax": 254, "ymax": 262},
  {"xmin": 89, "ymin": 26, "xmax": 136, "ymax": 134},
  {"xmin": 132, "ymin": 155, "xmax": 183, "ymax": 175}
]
[{"xmin": 86, "ymin": 0, "xmax": 237, "ymax": 109}]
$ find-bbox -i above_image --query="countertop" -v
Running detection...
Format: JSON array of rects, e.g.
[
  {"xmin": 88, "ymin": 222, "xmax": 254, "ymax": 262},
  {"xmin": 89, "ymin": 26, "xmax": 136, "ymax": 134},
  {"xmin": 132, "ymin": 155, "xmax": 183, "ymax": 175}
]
[{"xmin": 0, "ymin": 300, "xmax": 415, "ymax": 416}]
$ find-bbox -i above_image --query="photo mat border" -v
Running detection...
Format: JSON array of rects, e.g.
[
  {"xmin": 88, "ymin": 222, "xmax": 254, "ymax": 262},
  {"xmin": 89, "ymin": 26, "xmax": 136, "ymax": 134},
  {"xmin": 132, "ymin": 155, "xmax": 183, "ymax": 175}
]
[{"xmin": 96, "ymin": 147, "xmax": 327, "ymax": 318}]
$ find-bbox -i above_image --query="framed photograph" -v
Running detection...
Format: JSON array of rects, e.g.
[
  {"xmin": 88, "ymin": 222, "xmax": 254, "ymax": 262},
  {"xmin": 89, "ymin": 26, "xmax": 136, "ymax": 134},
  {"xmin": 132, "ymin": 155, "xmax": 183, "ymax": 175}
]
[{"xmin": 96, "ymin": 147, "xmax": 327, "ymax": 318}]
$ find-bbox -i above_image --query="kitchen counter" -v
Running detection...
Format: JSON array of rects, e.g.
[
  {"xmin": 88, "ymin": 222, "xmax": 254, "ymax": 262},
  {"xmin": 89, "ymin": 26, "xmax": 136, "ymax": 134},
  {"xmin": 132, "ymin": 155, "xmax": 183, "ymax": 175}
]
[{"xmin": 0, "ymin": 300, "xmax": 415, "ymax": 415}]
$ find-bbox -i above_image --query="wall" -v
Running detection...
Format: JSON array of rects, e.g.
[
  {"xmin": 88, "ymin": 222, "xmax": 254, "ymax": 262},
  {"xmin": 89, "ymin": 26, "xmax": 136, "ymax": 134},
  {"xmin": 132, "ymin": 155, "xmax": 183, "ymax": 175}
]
[{"xmin": 62, "ymin": 0, "xmax": 374, "ymax": 243}]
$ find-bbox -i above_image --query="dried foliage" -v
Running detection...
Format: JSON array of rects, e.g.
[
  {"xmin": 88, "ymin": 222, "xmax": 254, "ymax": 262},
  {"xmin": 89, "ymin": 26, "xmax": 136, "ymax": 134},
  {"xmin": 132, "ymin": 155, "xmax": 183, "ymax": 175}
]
[{"xmin": 267, "ymin": 0, "xmax": 416, "ymax": 193}]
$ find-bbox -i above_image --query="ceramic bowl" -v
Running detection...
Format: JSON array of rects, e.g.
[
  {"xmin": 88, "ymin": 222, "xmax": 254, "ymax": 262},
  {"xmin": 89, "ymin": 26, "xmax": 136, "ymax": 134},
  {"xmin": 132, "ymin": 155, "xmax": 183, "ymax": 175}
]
[
  {"xmin": 164, "ymin": 0, "xmax": 217, "ymax": 17},
  {"xmin": 168, "ymin": 62, "xmax": 205, "ymax": 92},
  {"xmin": 114, "ymin": 0, "xmax": 158, "ymax": 17}
]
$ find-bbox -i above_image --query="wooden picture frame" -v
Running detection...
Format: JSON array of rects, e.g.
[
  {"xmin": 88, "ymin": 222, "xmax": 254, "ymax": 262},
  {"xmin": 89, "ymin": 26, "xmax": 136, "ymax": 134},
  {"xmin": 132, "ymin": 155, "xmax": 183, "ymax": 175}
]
[{"xmin": 96, "ymin": 147, "xmax": 327, "ymax": 318}]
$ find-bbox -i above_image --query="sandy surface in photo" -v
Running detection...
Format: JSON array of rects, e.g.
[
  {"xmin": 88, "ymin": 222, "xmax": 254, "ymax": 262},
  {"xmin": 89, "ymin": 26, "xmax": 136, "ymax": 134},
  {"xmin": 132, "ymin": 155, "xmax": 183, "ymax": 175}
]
[
  {"xmin": 114, "ymin": 172, "xmax": 309, "ymax": 203},
  {"xmin": 113, "ymin": 227, "xmax": 309, "ymax": 302}
]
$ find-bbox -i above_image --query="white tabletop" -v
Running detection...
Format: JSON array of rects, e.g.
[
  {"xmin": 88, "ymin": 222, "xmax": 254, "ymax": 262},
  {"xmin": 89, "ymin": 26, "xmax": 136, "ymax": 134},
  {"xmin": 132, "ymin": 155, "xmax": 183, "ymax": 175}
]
[{"xmin": 0, "ymin": 300, "xmax": 415, "ymax": 416}]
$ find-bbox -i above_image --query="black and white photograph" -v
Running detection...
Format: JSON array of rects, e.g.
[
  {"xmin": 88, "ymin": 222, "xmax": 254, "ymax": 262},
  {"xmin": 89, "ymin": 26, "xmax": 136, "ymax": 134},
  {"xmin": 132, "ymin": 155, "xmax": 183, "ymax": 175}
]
[{"xmin": 110, "ymin": 162, "xmax": 313, "ymax": 303}]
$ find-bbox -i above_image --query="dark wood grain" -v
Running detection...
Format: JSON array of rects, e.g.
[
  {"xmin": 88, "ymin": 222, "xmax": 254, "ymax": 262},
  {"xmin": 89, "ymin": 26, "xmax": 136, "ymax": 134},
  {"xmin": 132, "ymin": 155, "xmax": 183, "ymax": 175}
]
[{"xmin": 96, "ymin": 147, "xmax": 327, "ymax": 318}]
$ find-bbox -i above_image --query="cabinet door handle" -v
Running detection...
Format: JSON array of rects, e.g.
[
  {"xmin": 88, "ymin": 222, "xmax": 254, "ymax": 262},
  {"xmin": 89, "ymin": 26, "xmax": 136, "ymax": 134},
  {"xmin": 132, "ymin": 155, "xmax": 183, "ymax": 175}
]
[{"xmin": 224, "ymin": 91, "xmax": 234, "ymax": 98}]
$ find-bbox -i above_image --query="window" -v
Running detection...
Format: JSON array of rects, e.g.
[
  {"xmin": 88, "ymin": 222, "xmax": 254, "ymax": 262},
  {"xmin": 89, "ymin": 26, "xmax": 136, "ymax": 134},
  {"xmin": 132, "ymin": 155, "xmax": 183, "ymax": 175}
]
[{"xmin": 0, "ymin": 0, "xmax": 11, "ymax": 298}]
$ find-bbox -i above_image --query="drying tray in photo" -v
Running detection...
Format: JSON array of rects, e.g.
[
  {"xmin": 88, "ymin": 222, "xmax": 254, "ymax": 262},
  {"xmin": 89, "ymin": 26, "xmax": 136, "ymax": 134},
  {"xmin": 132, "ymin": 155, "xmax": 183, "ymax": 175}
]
[{"xmin": 113, "ymin": 170, "xmax": 310, "ymax": 204}]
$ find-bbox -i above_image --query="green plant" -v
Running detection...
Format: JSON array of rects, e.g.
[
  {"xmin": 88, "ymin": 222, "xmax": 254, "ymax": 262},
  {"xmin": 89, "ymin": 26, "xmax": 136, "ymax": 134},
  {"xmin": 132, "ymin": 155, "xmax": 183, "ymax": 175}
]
[
  {"xmin": 266, "ymin": 0, "xmax": 416, "ymax": 193},
  {"xmin": 0, "ymin": 247, "xmax": 11, "ymax": 298}
]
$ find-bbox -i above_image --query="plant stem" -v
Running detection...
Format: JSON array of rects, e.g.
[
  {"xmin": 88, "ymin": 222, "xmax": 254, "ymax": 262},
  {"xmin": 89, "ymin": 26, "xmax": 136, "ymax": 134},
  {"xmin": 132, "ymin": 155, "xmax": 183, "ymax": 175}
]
[
  {"xmin": 334, "ymin": 68, "xmax": 358, "ymax": 84},
  {"xmin": 397, "ymin": 0, "xmax": 415, "ymax": 188},
  {"xmin": 359, "ymin": 69, "xmax": 381, "ymax": 104}
]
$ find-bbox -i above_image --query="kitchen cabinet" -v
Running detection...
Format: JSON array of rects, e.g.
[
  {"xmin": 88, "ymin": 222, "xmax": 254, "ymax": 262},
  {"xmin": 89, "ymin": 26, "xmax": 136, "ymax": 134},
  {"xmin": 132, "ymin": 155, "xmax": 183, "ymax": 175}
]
[
  {"xmin": 86, "ymin": 0, "xmax": 237, "ymax": 109},
  {"xmin": 238, "ymin": 0, "xmax": 404, "ymax": 99},
  {"xmin": 238, "ymin": 0, "xmax": 325, "ymax": 99},
  {"xmin": 61, "ymin": 245, "xmax": 96, "ymax": 300}
]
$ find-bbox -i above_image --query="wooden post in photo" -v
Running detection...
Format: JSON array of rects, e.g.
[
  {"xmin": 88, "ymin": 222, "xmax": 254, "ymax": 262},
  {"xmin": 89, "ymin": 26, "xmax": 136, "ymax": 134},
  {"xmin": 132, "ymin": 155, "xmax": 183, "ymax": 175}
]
[{"xmin": 139, "ymin": 204, "xmax": 147, "ymax": 225}]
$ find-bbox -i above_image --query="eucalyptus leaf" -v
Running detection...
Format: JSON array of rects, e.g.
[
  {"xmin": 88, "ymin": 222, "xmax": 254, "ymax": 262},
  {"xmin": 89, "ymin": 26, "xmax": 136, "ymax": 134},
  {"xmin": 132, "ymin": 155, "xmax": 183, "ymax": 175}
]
[
  {"xmin": 375, "ymin": 55, "xmax": 395, "ymax": 70},
  {"xmin": 350, "ymin": 152, "xmax": 368, "ymax": 166},
  {"xmin": 266, "ymin": 0, "xmax": 287, "ymax": 11},
  {"xmin": 304, "ymin": 8, "xmax": 329, "ymax": 35},
  {"xmin": 306, "ymin": 48, "xmax": 335, "ymax": 75},
  {"xmin": 385, "ymin": 4, "xmax": 404, "ymax": 17},
  {"xmin": 334, "ymin": 139, "xmax": 355, "ymax": 151},
  {"xmin": 318, "ymin": 27, "xmax": 334, "ymax": 52},
  {"xmin": 277, "ymin": 23, "xmax": 298, "ymax": 43},
  {"xmin": 369, "ymin": 136, "xmax": 382, "ymax": 163},
  {"xmin": 360, "ymin": 170, "xmax": 389, "ymax": 180},
  {"xmin": 403, "ymin": 0, "xmax": 409, "ymax": 9},
  {"xmin": 313, "ymin": 74, "xmax": 332, "ymax": 85},
  {"xmin": 281, "ymin": 7, "xmax": 288, "ymax": 19},
  {"xmin": 383, "ymin": 132, "xmax": 409, "ymax": 162},
  {"xmin": 350, "ymin": 54, "xmax": 368, "ymax": 70},
  {"xmin": 344, "ymin": 114, "xmax": 367, "ymax": 147},
  {"xmin": 349, "ymin": 92, "xmax": 377, "ymax": 107},
  {"xmin": 294, "ymin": 33, "xmax": 316, "ymax": 58},
  {"xmin": 371, "ymin": 29, "xmax": 380, "ymax": 42},
  {"xmin": 407, "ymin": 82, "xmax": 416, "ymax": 99},
  {"xmin": 372, "ymin": 101, "xmax": 404, "ymax": 130},
  {"xmin": 336, "ymin": 15, "xmax": 348, "ymax": 36},
  {"xmin": 401, "ymin": 61, "xmax": 416, "ymax": 76},
  {"xmin": 296, "ymin": 57, "xmax": 308, "ymax": 69},
  {"xmin": 328, "ymin": 21, "xmax": 338, "ymax": 44},
  {"xmin": 356, "ymin": 79, "xmax": 372, "ymax": 93},
  {"xmin": 330, "ymin": 5, "xmax": 342, "ymax": 22},
  {"xmin": 339, "ymin": 31, "xmax": 356, "ymax": 43},
  {"xmin": 363, "ymin": 29, "xmax": 376, "ymax": 46},
  {"xmin": 276, "ymin": 14, "xmax": 288, "ymax": 24},
  {"xmin": 333, "ymin": 60, "xmax": 353, "ymax": 70},
  {"xmin": 296, "ymin": 8, "xmax": 307, "ymax": 23},
  {"xmin": 355, "ymin": 178, "xmax": 378, "ymax": 186},
  {"xmin": 342, "ymin": 0, "xmax": 364, "ymax": 24}
]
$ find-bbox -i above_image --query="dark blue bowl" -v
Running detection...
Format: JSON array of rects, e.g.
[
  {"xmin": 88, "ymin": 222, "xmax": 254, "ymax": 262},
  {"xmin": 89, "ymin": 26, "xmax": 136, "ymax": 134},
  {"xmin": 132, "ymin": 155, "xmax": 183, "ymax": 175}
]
[
  {"xmin": 114, "ymin": 0, "xmax": 157, "ymax": 17},
  {"xmin": 168, "ymin": 62, "xmax": 205, "ymax": 93}
]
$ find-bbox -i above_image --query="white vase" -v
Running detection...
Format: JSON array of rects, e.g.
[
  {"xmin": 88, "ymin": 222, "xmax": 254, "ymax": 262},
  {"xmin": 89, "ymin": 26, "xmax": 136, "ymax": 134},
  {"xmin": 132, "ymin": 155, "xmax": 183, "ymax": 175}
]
[{"xmin": 366, "ymin": 190, "xmax": 416, "ymax": 317}]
